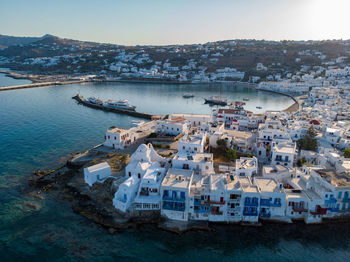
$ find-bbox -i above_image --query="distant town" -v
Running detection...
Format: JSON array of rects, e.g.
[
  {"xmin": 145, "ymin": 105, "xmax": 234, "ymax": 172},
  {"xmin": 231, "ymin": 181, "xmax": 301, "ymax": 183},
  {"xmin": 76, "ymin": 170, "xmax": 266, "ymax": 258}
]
[{"xmin": 1, "ymin": 35, "xmax": 350, "ymax": 96}]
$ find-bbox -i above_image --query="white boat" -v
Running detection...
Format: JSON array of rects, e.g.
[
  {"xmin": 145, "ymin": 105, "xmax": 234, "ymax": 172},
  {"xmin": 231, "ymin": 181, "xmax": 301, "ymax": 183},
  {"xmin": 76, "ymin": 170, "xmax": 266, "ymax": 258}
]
[
  {"xmin": 183, "ymin": 93, "xmax": 194, "ymax": 98},
  {"xmin": 204, "ymin": 96, "xmax": 228, "ymax": 106},
  {"xmin": 105, "ymin": 99, "xmax": 136, "ymax": 111},
  {"xmin": 88, "ymin": 97, "xmax": 103, "ymax": 105}
]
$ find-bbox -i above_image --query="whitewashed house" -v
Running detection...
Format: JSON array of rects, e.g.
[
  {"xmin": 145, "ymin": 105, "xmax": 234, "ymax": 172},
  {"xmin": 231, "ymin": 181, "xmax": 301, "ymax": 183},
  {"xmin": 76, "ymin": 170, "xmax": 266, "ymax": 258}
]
[
  {"xmin": 84, "ymin": 162, "xmax": 111, "ymax": 187},
  {"xmin": 160, "ymin": 168, "xmax": 193, "ymax": 221},
  {"xmin": 133, "ymin": 162, "xmax": 166, "ymax": 210},
  {"xmin": 254, "ymin": 178, "xmax": 286, "ymax": 219},
  {"xmin": 156, "ymin": 118, "xmax": 188, "ymax": 136},
  {"xmin": 270, "ymin": 142, "xmax": 296, "ymax": 168}
]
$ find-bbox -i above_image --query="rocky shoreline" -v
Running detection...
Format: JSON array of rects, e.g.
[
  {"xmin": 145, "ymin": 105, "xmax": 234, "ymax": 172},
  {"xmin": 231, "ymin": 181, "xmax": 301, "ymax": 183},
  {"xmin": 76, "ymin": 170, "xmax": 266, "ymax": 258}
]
[{"xmin": 27, "ymin": 147, "xmax": 350, "ymax": 235}]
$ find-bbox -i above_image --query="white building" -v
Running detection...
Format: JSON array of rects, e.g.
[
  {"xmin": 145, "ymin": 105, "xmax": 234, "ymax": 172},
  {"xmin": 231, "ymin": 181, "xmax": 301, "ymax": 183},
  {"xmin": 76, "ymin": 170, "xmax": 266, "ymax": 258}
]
[
  {"xmin": 271, "ymin": 142, "xmax": 296, "ymax": 168},
  {"xmin": 156, "ymin": 118, "xmax": 188, "ymax": 136},
  {"xmin": 84, "ymin": 162, "xmax": 111, "ymax": 187},
  {"xmin": 133, "ymin": 162, "xmax": 166, "ymax": 210},
  {"xmin": 160, "ymin": 168, "xmax": 193, "ymax": 221},
  {"xmin": 235, "ymin": 157, "xmax": 258, "ymax": 177}
]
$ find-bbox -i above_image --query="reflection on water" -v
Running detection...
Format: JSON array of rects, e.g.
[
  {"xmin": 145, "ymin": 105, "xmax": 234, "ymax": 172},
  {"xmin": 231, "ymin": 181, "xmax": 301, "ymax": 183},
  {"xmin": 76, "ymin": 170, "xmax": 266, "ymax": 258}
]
[{"xmin": 0, "ymin": 81, "xmax": 348, "ymax": 262}]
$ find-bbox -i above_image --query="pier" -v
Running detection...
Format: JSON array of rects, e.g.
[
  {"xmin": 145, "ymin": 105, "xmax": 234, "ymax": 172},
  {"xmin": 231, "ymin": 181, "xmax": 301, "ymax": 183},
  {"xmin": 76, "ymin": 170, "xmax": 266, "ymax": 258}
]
[
  {"xmin": 0, "ymin": 80, "xmax": 88, "ymax": 92},
  {"xmin": 72, "ymin": 94, "xmax": 163, "ymax": 120}
]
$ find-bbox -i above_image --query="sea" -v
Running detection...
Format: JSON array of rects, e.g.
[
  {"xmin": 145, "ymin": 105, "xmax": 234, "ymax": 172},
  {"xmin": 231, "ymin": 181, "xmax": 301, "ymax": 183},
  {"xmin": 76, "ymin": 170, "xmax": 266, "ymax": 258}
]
[{"xmin": 0, "ymin": 75, "xmax": 349, "ymax": 262}]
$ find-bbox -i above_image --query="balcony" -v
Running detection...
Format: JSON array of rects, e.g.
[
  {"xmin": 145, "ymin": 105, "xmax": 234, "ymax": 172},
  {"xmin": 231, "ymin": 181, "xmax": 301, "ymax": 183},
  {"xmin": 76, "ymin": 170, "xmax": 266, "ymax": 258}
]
[
  {"xmin": 260, "ymin": 199, "xmax": 270, "ymax": 207},
  {"xmin": 205, "ymin": 200, "xmax": 225, "ymax": 205},
  {"xmin": 325, "ymin": 197, "xmax": 337, "ymax": 204},
  {"xmin": 162, "ymin": 201, "xmax": 185, "ymax": 212},
  {"xmin": 274, "ymin": 158, "xmax": 290, "ymax": 163},
  {"xmin": 328, "ymin": 207, "xmax": 339, "ymax": 212},
  {"xmin": 310, "ymin": 205, "xmax": 327, "ymax": 215},
  {"xmin": 343, "ymin": 198, "xmax": 350, "ymax": 203},
  {"xmin": 210, "ymin": 210, "xmax": 223, "ymax": 215},
  {"xmin": 260, "ymin": 212, "xmax": 271, "ymax": 218},
  {"xmin": 243, "ymin": 210, "xmax": 258, "ymax": 216},
  {"xmin": 292, "ymin": 206, "xmax": 308, "ymax": 213},
  {"xmin": 244, "ymin": 200, "xmax": 259, "ymax": 207},
  {"xmin": 162, "ymin": 195, "xmax": 185, "ymax": 202},
  {"xmin": 270, "ymin": 202, "xmax": 282, "ymax": 207},
  {"xmin": 194, "ymin": 207, "xmax": 210, "ymax": 214}
]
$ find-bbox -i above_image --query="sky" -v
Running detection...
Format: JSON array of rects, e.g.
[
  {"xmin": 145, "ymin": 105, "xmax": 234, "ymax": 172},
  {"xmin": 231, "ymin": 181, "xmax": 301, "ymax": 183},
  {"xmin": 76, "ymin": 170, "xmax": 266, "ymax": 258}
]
[{"xmin": 0, "ymin": 0, "xmax": 349, "ymax": 46}]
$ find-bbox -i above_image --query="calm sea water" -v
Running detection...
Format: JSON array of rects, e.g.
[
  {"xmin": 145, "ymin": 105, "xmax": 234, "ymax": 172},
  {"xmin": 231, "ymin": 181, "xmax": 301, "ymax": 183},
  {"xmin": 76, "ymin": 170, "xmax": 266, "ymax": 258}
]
[
  {"xmin": 0, "ymin": 76, "xmax": 349, "ymax": 262},
  {"xmin": 0, "ymin": 73, "xmax": 32, "ymax": 87}
]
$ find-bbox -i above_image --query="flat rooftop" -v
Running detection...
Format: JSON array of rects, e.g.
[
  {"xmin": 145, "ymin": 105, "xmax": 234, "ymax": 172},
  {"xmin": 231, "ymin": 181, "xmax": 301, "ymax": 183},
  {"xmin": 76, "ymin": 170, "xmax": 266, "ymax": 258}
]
[
  {"xmin": 263, "ymin": 165, "xmax": 290, "ymax": 175},
  {"xmin": 236, "ymin": 157, "xmax": 257, "ymax": 170},
  {"xmin": 226, "ymin": 175, "xmax": 243, "ymax": 191},
  {"xmin": 161, "ymin": 168, "xmax": 193, "ymax": 189},
  {"xmin": 223, "ymin": 130, "xmax": 252, "ymax": 139},
  {"xmin": 239, "ymin": 176, "xmax": 258, "ymax": 193},
  {"xmin": 174, "ymin": 153, "xmax": 213, "ymax": 163},
  {"xmin": 86, "ymin": 162, "xmax": 110, "ymax": 173},
  {"xmin": 107, "ymin": 127, "xmax": 127, "ymax": 133},
  {"xmin": 254, "ymin": 178, "xmax": 281, "ymax": 193},
  {"xmin": 274, "ymin": 143, "xmax": 295, "ymax": 154},
  {"xmin": 180, "ymin": 134, "xmax": 203, "ymax": 144}
]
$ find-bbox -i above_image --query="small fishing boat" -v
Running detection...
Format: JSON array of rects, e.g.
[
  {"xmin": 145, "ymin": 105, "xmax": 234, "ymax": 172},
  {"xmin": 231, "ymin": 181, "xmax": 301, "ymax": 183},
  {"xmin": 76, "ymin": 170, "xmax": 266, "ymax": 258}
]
[
  {"xmin": 256, "ymin": 106, "xmax": 262, "ymax": 109},
  {"xmin": 243, "ymin": 98, "xmax": 250, "ymax": 101},
  {"xmin": 183, "ymin": 93, "xmax": 194, "ymax": 98}
]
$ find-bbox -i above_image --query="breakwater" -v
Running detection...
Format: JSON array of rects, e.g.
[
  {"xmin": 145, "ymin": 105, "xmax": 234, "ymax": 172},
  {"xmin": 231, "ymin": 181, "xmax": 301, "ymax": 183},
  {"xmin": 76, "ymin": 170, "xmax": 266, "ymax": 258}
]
[
  {"xmin": 72, "ymin": 94, "xmax": 163, "ymax": 120},
  {"xmin": 0, "ymin": 80, "xmax": 88, "ymax": 92}
]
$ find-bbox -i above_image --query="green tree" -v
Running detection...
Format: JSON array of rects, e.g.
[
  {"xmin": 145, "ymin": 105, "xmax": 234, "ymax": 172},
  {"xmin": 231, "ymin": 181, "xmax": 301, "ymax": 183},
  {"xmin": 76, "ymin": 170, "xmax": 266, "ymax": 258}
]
[
  {"xmin": 226, "ymin": 149, "xmax": 237, "ymax": 161},
  {"xmin": 344, "ymin": 147, "xmax": 350, "ymax": 158},
  {"xmin": 298, "ymin": 126, "xmax": 318, "ymax": 151},
  {"xmin": 216, "ymin": 139, "xmax": 227, "ymax": 150}
]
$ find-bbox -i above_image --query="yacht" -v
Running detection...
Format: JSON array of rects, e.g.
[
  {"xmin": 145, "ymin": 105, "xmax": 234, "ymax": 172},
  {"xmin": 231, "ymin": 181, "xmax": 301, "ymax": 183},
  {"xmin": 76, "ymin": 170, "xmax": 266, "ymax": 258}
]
[
  {"xmin": 204, "ymin": 96, "xmax": 228, "ymax": 106},
  {"xmin": 183, "ymin": 93, "xmax": 194, "ymax": 98},
  {"xmin": 88, "ymin": 97, "xmax": 103, "ymax": 105},
  {"xmin": 105, "ymin": 99, "xmax": 136, "ymax": 111}
]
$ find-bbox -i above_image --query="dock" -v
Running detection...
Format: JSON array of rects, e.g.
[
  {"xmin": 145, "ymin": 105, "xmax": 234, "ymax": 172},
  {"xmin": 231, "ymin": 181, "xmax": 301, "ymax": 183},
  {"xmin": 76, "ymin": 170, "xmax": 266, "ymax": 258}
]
[
  {"xmin": 72, "ymin": 94, "xmax": 163, "ymax": 120},
  {"xmin": 0, "ymin": 80, "xmax": 88, "ymax": 92}
]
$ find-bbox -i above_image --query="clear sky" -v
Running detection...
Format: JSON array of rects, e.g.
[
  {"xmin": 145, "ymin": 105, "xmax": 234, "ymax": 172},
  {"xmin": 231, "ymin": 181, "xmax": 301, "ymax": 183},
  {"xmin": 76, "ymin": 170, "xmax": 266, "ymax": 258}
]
[{"xmin": 0, "ymin": 0, "xmax": 349, "ymax": 45}]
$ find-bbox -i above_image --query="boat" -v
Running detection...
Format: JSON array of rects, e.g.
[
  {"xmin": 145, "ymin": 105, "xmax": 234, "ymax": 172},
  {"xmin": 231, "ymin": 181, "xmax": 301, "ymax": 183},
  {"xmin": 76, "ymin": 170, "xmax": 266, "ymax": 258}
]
[
  {"xmin": 256, "ymin": 106, "xmax": 262, "ymax": 109},
  {"xmin": 204, "ymin": 96, "xmax": 228, "ymax": 106},
  {"xmin": 233, "ymin": 101, "xmax": 246, "ymax": 110},
  {"xmin": 105, "ymin": 99, "xmax": 136, "ymax": 111},
  {"xmin": 88, "ymin": 97, "xmax": 103, "ymax": 105},
  {"xmin": 243, "ymin": 98, "xmax": 250, "ymax": 101},
  {"xmin": 183, "ymin": 93, "xmax": 194, "ymax": 98}
]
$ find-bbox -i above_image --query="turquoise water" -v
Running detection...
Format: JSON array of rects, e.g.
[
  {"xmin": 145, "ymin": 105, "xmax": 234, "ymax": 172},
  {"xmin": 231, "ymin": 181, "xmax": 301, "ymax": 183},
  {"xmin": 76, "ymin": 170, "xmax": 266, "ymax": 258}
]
[{"xmin": 0, "ymin": 78, "xmax": 349, "ymax": 261}]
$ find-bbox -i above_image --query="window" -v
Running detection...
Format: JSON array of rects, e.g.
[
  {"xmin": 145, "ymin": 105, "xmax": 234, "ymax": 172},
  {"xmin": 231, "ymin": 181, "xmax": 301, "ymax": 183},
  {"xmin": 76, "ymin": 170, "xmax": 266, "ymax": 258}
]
[
  {"xmin": 128, "ymin": 172, "xmax": 131, "ymax": 177},
  {"xmin": 138, "ymin": 173, "xmax": 141, "ymax": 179},
  {"xmin": 180, "ymin": 192, "xmax": 186, "ymax": 199},
  {"xmin": 338, "ymin": 192, "xmax": 342, "ymax": 199}
]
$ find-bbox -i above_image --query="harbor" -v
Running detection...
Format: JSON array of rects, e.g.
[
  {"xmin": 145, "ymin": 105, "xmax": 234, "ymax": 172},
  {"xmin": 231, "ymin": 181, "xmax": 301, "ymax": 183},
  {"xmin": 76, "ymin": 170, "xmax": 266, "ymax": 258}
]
[{"xmin": 72, "ymin": 94, "xmax": 164, "ymax": 120}]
